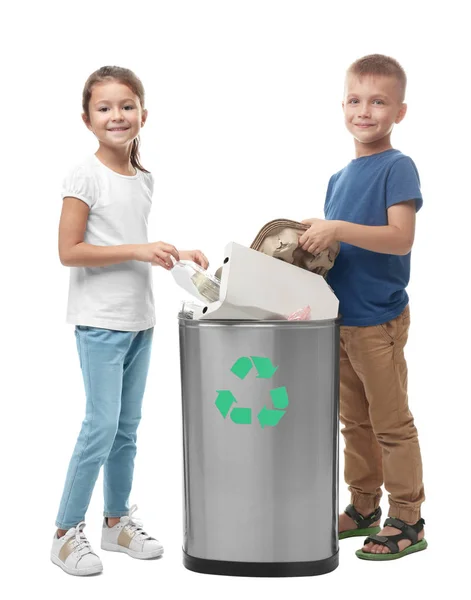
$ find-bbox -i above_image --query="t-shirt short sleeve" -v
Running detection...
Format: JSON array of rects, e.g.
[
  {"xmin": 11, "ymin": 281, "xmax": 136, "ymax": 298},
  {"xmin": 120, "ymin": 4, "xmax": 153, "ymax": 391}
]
[
  {"xmin": 145, "ymin": 171, "xmax": 155, "ymax": 196},
  {"xmin": 61, "ymin": 165, "xmax": 97, "ymax": 208},
  {"xmin": 149, "ymin": 171, "xmax": 155, "ymax": 193},
  {"xmin": 323, "ymin": 173, "xmax": 337, "ymax": 216},
  {"xmin": 386, "ymin": 156, "xmax": 423, "ymax": 212}
]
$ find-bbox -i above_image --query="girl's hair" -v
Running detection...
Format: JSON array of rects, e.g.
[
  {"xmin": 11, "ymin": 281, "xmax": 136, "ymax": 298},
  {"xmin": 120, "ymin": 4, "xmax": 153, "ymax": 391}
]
[
  {"xmin": 82, "ymin": 66, "xmax": 149, "ymax": 173},
  {"xmin": 347, "ymin": 54, "xmax": 407, "ymax": 102}
]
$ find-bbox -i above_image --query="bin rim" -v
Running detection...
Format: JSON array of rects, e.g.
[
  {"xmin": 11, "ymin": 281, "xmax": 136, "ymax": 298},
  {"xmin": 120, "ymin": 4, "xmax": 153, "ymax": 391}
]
[{"xmin": 178, "ymin": 313, "xmax": 340, "ymax": 328}]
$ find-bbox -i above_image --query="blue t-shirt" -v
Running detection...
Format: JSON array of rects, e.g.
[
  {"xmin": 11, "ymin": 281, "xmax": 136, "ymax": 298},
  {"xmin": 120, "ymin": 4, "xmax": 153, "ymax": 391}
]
[{"xmin": 324, "ymin": 149, "xmax": 423, "ymax": 326}]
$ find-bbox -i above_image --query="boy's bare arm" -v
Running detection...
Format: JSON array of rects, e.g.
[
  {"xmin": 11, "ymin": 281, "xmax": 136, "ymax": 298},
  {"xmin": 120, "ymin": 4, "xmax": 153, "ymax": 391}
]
[
  {"xmin": 300, "ymin": 200, "xmax": 416, "ymax": 256},
  {"xmin": 337, "ymin": 200, "xmax": 416, "ymax": 255}
]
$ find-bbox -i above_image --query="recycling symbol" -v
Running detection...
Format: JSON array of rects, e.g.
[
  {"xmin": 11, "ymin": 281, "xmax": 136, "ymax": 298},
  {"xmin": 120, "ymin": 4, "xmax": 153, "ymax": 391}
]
[{"xmin": 215, "ymin": 356, "xmax": 289, "ymax": 429}]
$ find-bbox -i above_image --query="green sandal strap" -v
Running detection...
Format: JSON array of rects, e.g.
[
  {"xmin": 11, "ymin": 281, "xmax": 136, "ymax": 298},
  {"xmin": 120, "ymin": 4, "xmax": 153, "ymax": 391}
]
[{"xmin": 344, "ymin": 504, "xmax": 382, "ymax": 528}]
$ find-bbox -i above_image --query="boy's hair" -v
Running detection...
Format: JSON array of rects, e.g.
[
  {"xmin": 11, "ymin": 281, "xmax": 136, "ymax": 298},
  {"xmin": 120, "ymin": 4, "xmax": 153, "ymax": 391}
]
[
  {"xmin": 82, "ymin": 66, "xmax": 149, "ymax": 173},
  {"xmin": 347, "ymin": 54, "xmax": 407, "ymax": 102}
]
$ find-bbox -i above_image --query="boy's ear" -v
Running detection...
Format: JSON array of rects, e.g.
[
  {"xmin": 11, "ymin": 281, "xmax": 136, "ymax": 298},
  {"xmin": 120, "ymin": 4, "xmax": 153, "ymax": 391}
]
[{"xmin": 395, "ymin": 103, "xmax": 407, "ymax": 124}]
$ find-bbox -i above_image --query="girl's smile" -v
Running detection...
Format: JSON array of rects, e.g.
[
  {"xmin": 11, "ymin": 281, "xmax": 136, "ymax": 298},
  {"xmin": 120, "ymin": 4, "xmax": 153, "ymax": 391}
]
[{"xmin": 83, "ymin": 81, "xmax": 147, "ymax": 149}]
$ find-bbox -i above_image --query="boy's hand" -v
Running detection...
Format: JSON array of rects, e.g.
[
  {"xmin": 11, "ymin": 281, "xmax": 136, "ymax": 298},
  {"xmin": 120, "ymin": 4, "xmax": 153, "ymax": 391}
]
[
  {"xmin": 134, "ymin": 241, "xmax": 180, "ymax": 270},
  {"xmin": 299, "ymin": 218, "xmax": 338, "ymax": 254},
  {"xmin": 179, "ymin": 249, "xmax": 209, "ymax": 269}
]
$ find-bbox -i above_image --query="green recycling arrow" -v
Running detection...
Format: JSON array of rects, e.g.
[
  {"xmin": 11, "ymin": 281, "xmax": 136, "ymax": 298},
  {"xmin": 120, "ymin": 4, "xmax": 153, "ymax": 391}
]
[
  {"xmin": 270, "ymin": 386, "xmax": 289, "ymax": 409},
  {"xmin": 230, "ymin": 407, "xmax": 252, "ymax": 424},
  {"xmin": 251, "ymin": 356, "xmax": 278, "ymax": 378},
  {"xmin": 257, "ymin": 406, "xmax": 286, "ymax": 429},
  {"xmin": 215, "ymin": 390, "xmax": 237, "ymax": 418},
  {"xmin": 231, "ymin": 357, "xmax": 253, "ymax": 380}
]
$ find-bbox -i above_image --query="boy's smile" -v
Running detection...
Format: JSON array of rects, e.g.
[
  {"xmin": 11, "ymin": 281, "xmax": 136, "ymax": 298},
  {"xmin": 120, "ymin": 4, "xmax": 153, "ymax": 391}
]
[{"xmin": 342, "ymin": 74, "xmax": 407, "ymax": 157}]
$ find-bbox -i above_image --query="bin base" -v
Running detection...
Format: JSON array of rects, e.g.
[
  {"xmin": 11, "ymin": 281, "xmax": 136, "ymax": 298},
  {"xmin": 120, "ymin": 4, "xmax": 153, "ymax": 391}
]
[{"xmin": 183, "ymin": 550, "xmax": 339, "ymax": 577}]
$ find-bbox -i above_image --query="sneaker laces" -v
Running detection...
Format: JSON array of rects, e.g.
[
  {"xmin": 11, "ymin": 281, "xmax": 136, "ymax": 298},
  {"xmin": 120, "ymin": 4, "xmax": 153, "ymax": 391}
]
[
  {"xmin": 68, "ymin": 522, "xmax": 96, "ymax": 557},
  {"xmin": 120, "ymin": 505, "xmax": 154, "ymax": 541}
]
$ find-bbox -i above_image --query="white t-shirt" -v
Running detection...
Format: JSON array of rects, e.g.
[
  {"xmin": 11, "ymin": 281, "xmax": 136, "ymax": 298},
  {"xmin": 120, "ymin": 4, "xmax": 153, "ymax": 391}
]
[{"xmin": 61, "ymin": 154, "xmax": 155, "ymax": 331}]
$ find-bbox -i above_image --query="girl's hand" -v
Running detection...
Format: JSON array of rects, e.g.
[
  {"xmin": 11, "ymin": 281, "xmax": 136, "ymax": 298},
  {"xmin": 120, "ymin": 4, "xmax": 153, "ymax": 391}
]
[
  {"xmin": 134, "ymin": 241, "xmax": 180, "ymax": 269},
  {"xmin": 299, "ymin": 219, "xmax": 338, "ymax": 254},
  {"xmin": 179, "ymin": 249, "xmax": 209, "ymax": 269}
]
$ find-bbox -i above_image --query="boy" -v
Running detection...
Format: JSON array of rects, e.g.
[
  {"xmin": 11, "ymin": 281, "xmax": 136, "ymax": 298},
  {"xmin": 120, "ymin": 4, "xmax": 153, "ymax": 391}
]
[{"xmin": 300, "ymin": 54, "xmax": 427, "ymax": 561}]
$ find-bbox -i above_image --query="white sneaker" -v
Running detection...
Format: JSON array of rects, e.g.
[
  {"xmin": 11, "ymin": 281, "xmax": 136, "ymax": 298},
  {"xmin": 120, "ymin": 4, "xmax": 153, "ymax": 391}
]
[
  {"xmin": 51, "ymin": 522, "xmax": 103, "ymax": 576},
  {"xmin": 101, "ymin": 504, "xmax": 164, "ymax": 560}
]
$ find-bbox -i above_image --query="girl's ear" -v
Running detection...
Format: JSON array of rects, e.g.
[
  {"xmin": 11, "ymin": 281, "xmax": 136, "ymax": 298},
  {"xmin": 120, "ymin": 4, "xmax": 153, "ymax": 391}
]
[
  {"xmin": 141, "ymin": 108, "xmax": 148, "ymax": 127},
  {"xmin": 82, "ymin": 113, "xmax": 93, "ymax": 131}
]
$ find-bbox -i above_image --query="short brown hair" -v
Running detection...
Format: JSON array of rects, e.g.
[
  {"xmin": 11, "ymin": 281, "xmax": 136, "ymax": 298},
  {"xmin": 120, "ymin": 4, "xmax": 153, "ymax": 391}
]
[
  {"xmin": 82, "ymin": 66, "xmax": 149, "ymax": 173},
  {"xmin": 347, "ymin": 54, "xmax": 407, "ymax": 102}
]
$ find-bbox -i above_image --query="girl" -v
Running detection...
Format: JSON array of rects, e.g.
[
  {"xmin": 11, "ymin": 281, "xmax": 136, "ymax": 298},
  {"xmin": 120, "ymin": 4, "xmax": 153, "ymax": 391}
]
[{"xmin": 51, "ymin": 66, "xmax": 208, "ymax": 576}]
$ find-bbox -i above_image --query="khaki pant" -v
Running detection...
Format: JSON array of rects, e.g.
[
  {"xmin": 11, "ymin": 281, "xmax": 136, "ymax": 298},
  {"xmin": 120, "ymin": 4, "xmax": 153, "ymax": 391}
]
[{"xmin": 339, "ymin": 305, "xmax": 425, "ymax": 523}]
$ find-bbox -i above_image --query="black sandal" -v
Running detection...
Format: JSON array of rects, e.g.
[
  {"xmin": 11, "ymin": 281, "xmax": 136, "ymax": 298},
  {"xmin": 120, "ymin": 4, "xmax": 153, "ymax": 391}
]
[
  {"xmin": 356, "ymin": 517, "xmax": 428, "ymax": 560},
  {"xmin": 339, "ymin": 504, "xmax": 382, "ymax": 540}
]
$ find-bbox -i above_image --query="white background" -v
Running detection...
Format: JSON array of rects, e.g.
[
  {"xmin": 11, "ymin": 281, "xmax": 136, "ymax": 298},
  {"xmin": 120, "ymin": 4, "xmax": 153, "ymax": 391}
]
[{"xmin": 2, "ymin": 0, "xmax": 469, "ymax": 597}]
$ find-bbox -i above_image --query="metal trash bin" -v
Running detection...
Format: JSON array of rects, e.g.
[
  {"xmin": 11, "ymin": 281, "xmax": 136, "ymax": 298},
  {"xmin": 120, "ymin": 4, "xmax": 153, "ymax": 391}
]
[{"xmin": 179, "ymin": 315, "xmax": 339, "ymax": 577}]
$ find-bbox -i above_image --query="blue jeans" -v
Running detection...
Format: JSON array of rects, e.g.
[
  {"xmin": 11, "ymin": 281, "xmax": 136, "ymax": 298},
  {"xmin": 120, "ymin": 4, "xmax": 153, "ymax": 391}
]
[{"xmin": 56, "ymin": 326, "xmax": 153, "ymax": 529}]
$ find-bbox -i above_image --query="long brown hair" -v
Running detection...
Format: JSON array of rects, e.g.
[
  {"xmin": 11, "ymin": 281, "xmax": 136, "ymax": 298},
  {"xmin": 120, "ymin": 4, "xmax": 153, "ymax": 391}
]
[{"xmin": 82, "ymin": 66, "xmax": 149, "ymax": 173}]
